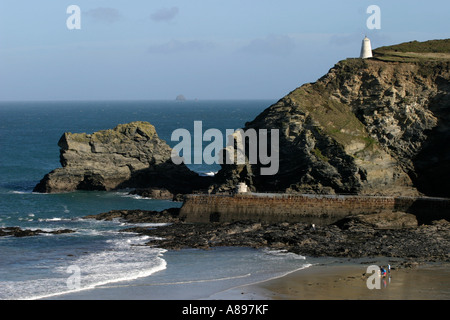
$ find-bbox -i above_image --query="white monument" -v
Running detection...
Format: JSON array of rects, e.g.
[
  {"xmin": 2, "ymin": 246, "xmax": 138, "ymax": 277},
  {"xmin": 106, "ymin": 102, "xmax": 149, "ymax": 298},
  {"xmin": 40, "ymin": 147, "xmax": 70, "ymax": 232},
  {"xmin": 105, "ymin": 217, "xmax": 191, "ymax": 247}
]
[
  {"xmin": 360, "ymin": 36, "xmax": 373, "ymax": 59},
  {"xmin": 236, "ymin": 182, "xmax": 248, "ymax": 194}
]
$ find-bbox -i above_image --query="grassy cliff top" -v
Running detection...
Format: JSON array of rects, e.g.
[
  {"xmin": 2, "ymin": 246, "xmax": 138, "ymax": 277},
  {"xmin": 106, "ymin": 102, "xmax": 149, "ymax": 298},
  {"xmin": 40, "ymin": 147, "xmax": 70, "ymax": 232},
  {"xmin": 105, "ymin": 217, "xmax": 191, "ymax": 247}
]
[
  {"xmin": 373, "ymin": 38, "xmax": 450, "ymax": 62},
  {"xmin": 288, "ymin": 83, "xmax": 378, "ymax": 156},
  {"xmin": 59, "ymin": 121, "xmax": 157, "ymax": 146}
]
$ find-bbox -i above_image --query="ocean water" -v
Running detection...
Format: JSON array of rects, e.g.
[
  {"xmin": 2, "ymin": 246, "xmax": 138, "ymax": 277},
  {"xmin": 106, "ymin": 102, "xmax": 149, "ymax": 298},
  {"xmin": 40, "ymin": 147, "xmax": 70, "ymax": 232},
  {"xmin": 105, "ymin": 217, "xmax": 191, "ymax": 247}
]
[{"xmin": 0, "ymin": 100, "xmax": 314, "ymax": 300}]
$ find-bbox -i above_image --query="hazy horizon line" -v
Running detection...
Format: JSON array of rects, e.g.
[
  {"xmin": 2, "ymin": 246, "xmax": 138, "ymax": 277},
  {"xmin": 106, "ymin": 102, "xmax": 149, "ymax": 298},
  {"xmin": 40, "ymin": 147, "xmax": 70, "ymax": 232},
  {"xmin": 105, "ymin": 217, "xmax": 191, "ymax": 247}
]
[{"xmin": 0, "ymin": 98, "xmax": 279, "ymax": 103}]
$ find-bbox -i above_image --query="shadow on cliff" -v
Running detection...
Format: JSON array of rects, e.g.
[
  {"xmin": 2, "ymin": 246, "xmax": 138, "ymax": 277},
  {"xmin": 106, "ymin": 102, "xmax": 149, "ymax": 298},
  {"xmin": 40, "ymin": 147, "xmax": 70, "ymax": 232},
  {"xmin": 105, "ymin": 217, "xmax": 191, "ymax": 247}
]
[
  {"xmin": 212, "ymin": 119, "xmax": 363, "ymax": 195},
  {"xmin": 411, "ymin": 76, "xmax": 450, "ymax": 198},
  {"xmin": 33, "ymin": 159, "xmax": 214, "ymax": 196},
  {"xmin": 113, "ymin": 160, "xmax": 213, "ymax": 196}
]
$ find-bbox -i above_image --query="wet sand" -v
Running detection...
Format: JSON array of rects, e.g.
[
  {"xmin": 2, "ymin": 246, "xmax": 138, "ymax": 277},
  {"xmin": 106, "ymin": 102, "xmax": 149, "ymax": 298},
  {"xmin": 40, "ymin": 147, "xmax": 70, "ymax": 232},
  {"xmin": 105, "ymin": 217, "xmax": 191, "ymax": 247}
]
[
  {"xmin": 215, "ymin": 262, "xmax": 450, "ymax": 300},
  {"xmin": 43, "ymin": 257, "xmax": 450, "ymax": 300}
]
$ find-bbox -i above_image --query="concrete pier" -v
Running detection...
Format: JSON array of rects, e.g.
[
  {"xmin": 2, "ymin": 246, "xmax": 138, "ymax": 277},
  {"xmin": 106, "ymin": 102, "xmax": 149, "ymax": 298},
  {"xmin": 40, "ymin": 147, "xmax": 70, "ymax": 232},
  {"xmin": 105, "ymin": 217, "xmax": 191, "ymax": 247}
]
[{"xmin": 179, "ymin": 193, "xmax": 450, "ymax": 225}]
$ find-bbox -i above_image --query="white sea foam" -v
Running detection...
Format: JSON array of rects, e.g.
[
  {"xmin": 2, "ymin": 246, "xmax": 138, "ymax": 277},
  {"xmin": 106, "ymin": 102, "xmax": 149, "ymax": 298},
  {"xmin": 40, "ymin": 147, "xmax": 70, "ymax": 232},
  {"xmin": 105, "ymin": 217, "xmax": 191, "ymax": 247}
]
[
  {"xmin": 9, "ymin": 190, "xmax": 51, "ymax": 195},
  {"xmin": 28, "ymin": 227, "xmax": 66, "ymax": 233},
  {"xmin": 9, "ymin": 190, "xmax": 31, "ymax": 194},
  {"xmin": 38, "ymin": 217, "xmax": 65, "ymax": 222},
  {"xmin": 114, "ymin": 192, "xmax": 151, "ymax": 200},
  {"xmin": 262, "ymin": 248, "xmax": 306, "ymax": 260},
  {"xmin": 18, "ymin": 217, "xmax": 34, "ymax": 222},
  {"xmin": 75, "ymin": 228, "xmax": 122, "ymax": 237},
  {"xmin": 1, "ymin": 234, "xmax": 167, "ymax": 300},
  {"xmin": 129, "ymin": 194, "xmax": 150, "ymax": 200},
  {"xmin": 123, "ymin": 222, "xmax": 170, "ymax": 228},
  {"xmin": 199, "ymin": 171, "xmax": 217, "ymax": 177}
]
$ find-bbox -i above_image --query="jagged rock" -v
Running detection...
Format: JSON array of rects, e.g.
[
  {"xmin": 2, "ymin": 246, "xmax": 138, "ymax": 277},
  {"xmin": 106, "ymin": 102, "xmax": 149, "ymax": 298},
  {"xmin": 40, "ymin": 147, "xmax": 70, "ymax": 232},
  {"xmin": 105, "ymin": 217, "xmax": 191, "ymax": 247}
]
[
  {"xmin": 212, "ymin": 39, "xmax": 450, "ymax": 197},
  {"xmin": 33, "ymin": 121, "xmax": 211, "ymax": 194},
  {"xmin": 0, "ymin": 227, "xmax": 74, "ymax": 237},
  {"xmin": 129, "ymin": 187, "xmax": 175, "ymax": 200},
  {"xmin": 333, "ymin": 211, "xmax": 418, "ymax": 230},
  {"xmin": 83, "ymin": 208, "xmax": 181, "ymax": 223}
]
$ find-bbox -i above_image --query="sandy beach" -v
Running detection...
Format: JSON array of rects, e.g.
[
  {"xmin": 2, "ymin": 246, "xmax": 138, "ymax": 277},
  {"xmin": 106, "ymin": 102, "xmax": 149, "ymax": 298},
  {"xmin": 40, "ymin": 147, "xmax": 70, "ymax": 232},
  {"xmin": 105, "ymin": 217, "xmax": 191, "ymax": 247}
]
[
  {"xmin": 217, "ymin": 261, "xmax": 450, "ymax": 300},
  {"xmin": 43, "ymin": 254, "xmax": 450, "ymax": 300}
]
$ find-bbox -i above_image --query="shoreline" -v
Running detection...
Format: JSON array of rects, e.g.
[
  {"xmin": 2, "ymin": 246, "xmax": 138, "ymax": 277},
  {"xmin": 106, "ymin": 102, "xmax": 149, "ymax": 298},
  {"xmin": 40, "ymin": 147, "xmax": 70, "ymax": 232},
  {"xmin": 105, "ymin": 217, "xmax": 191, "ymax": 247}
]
[
  {"xmin": 89, "ymin": 208, "xmax": 450, "ymax": 264},
  {"xmin": 43, "ymin": 251, "xmax": 450, "ymax": 300},
  {"xmin": 64, "ymin": 208, "xmax": 450, "ymax": 300},
  {"xmin": 41, "ymin": 246, "xmax": 310, "ymax": 300},
  {"xmin": 36, "ymin": 207, "xmax": 450, "ymax": 301},
  {"xmin": 213, "ymin": 260, "xmax": 450, "ymax": 300}
]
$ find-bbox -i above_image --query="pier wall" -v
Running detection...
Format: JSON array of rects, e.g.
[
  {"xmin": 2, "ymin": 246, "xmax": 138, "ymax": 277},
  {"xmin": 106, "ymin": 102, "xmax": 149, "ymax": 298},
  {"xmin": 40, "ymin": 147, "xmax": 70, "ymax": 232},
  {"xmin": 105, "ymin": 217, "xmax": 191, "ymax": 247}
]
[{"xmin": 179, "ymin": 194, "xmax": 450, "ymax": 225}]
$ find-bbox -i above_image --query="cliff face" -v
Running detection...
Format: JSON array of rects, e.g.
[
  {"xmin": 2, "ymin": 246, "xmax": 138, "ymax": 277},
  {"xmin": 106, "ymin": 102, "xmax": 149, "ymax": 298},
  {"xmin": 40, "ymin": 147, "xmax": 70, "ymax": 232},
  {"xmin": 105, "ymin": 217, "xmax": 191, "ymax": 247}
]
[
  {"xmin": 34, "ymin": 121, "xmax": 209, "ymax": 194},
  {"xmin": 213, "ymin": 39, "xmax": 450, "ymax": 197}
]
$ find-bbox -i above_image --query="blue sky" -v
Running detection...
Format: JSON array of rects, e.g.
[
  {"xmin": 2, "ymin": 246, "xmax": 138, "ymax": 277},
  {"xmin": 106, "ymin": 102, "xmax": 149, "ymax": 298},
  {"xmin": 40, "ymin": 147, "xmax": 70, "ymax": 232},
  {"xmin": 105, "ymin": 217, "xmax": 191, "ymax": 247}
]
[{"xmin": 0, "ymin": 1, "xmax": 449, "ymax": 101}]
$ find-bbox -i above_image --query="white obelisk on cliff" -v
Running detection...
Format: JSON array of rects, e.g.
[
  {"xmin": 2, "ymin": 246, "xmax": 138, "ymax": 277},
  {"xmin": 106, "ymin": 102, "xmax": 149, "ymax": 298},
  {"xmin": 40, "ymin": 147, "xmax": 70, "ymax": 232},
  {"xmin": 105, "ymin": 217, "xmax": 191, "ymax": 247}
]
[{"xmin": 360, "ymin": 36, "xmax": 373, "ymax": 59}]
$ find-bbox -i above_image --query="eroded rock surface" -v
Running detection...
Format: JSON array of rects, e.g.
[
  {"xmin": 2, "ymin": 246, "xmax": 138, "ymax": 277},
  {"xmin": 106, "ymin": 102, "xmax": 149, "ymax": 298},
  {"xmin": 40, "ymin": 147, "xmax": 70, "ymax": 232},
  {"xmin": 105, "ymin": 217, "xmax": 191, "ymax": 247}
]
[
  {"xmin": 33, "ymin": 121, "xmax": 211, "ymax": 195},
  {"xmin": 213, "ymin": 40, "xmax": 450, "ymax": 197}
]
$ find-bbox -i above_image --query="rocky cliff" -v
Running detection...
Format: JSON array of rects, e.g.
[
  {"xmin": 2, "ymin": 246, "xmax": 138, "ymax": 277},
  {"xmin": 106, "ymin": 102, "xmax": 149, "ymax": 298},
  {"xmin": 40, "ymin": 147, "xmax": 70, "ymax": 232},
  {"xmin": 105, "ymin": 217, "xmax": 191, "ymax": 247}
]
[
  {"xmin": 213, "ymin": 39, "xmax": 450, "ymax": 197},
  {"xmin": 34, "ymin": 121, "xmax": 210, "ymax": 195}
]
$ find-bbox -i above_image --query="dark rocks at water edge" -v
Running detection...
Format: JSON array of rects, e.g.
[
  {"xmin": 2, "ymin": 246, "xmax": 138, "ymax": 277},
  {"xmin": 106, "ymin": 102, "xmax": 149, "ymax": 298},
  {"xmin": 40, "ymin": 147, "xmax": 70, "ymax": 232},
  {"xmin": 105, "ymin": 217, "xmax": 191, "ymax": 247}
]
[
  {"xmin": 0, "ymin": 227, "xmax": 75, "ymax": 237},
  {"xmin": 83, "ymin": 208, "xmax": 181, "ymax": 223},
  {"xmin": 84, "ymin": 209, "xmax": 450, "ymax": 263}
]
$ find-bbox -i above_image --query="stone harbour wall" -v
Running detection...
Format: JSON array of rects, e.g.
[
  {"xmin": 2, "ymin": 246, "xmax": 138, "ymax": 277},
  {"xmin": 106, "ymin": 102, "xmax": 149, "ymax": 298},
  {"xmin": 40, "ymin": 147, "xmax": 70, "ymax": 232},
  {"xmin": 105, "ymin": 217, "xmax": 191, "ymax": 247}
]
[{"xmin": 179, "ymin": 193, "xmax": 450, "ymax": 225}]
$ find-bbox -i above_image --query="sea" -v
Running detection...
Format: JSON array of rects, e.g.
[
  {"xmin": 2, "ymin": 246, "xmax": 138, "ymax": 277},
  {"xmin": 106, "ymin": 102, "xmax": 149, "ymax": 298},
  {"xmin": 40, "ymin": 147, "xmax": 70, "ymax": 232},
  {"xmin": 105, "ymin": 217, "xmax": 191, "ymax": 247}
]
[{"xmin": 0, "ymin": 100, "xmax": 319, "ymax": 300}]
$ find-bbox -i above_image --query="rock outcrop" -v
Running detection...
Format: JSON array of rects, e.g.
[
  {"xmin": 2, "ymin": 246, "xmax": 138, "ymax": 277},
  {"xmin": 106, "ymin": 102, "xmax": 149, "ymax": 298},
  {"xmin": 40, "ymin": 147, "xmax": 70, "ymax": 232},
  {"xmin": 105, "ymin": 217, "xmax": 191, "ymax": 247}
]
[
  {"xmin": 83, "ymin": 208, "xmax": 181, "ymax": 223},
  {"xmin": 33, "ymin": 121, "xmax": 211, "ymax": 195},
  {"xmin": 213, "ymin": 39, "xmax": 450, "ymax": 197},
  {"xmin": 0, "ymin": 227, "xmax": 74, "ymax": 237}
]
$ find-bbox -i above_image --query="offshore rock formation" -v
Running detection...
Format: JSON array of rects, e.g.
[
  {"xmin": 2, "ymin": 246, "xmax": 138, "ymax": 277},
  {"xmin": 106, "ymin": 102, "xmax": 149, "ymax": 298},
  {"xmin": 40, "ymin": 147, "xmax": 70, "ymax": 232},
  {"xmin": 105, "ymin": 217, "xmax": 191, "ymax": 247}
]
[
  {"xmin": 213, "ymin": 39, "xmax": 450, "ymax": 197},
  {"xmin": 33, "ymin": 121, "xmax": 210, "ymax": 195}
]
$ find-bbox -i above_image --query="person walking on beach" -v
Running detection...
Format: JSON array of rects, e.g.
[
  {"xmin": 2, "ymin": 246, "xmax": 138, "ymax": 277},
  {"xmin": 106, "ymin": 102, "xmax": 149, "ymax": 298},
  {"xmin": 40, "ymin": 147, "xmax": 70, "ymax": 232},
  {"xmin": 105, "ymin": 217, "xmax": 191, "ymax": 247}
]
[{"xmin": 380, "ymin": 266, "xmax": 387, "ymax": 277}]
